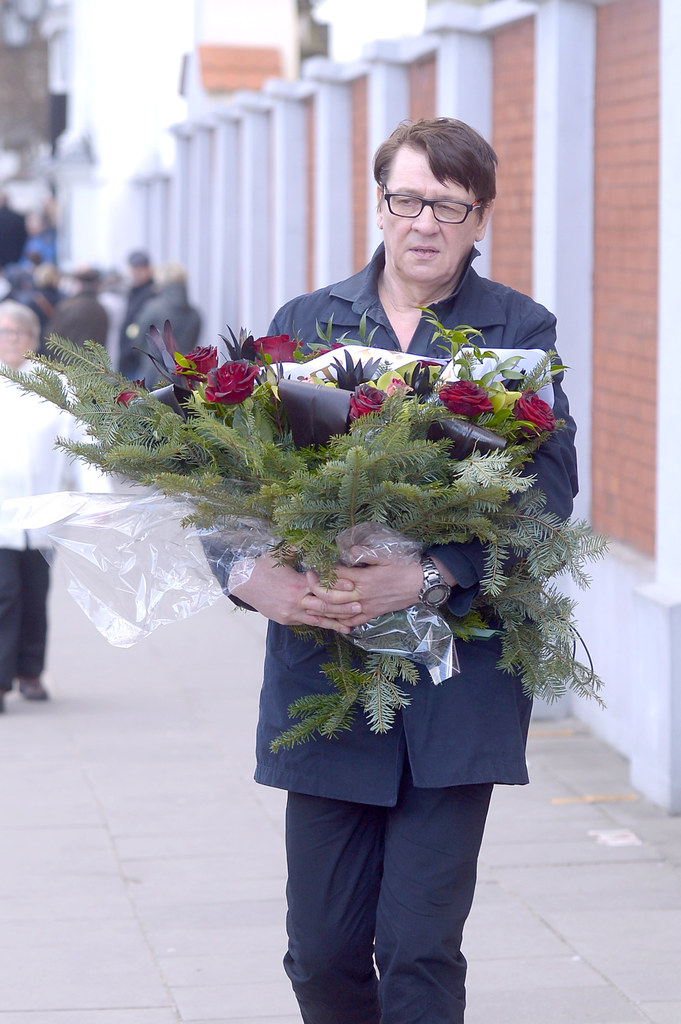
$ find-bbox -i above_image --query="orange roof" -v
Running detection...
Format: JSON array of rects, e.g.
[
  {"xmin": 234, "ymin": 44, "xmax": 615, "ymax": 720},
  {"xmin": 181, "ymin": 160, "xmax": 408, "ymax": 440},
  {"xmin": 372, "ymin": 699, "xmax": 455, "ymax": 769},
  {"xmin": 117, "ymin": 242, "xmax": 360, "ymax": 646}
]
[{"xmin": 198, "ymin": 44, "xmax": 283, "ymax": 93}]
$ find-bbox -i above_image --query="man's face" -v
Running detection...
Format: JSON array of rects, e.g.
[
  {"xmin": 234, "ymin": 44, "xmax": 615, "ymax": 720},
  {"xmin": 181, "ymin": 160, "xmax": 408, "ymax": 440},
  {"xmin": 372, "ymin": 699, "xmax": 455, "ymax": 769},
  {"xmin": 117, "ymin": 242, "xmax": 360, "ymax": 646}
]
[
  {"xmin": 0, "ymin": 316, "xmax": 36, "ymax": 369},
  {"xmin": 130, "ymin": 264, "xmax": 152, "ymax": 287},
  {"xmin": 377, "ymin": 145, "xmax": 493, "ymax": 301}
]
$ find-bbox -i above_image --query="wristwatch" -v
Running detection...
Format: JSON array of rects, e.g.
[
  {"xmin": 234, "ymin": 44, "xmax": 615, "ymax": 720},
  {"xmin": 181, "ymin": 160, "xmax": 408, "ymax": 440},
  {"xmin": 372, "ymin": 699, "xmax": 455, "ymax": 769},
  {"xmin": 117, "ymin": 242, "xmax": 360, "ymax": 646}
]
[{"xmin": 418, "ymin": 556, "xmax": 451, "ymax": 609}]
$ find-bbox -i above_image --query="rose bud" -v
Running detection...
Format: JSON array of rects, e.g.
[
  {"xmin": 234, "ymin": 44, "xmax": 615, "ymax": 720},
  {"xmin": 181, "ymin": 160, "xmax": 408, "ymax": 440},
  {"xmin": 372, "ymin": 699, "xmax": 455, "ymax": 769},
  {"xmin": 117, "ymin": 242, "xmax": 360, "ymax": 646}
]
[
  {"xmin": 254, "ymin": 334, "xmax": 299, "ymax": 363},
  {"xmin": 176, "ymin": 345, "xmax": 219, "ymax": 381},
  {"xmin": 204, "ymin": 361, "xmax": 260, "ymax": 405},
  {"xmin": 438, "ymin": 380, "xmax": 494, "ymax": 417},
  {"xmin": 513, "ymin": 391, "xmax": 556, "ymax": 434},
  {"xmin": 349, "ymin": 383, "xmax": 386, "ymax": 421}
]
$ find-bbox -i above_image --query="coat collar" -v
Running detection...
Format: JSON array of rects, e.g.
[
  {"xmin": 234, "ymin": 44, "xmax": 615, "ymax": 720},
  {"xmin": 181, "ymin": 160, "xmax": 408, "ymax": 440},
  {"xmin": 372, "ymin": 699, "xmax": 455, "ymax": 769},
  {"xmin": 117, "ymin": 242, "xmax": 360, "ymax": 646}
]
[{"xmin": 326, "ymin": 244, "xmax": 509, "ymax": 330}]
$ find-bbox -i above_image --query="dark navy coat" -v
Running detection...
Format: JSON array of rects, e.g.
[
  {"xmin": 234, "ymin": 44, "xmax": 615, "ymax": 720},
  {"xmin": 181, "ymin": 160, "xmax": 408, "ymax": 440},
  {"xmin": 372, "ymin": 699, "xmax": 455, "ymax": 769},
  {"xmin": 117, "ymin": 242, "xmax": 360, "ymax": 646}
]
[{"xmin": 253, "ymin": 245, "xmax": 578, "ymax": 805}]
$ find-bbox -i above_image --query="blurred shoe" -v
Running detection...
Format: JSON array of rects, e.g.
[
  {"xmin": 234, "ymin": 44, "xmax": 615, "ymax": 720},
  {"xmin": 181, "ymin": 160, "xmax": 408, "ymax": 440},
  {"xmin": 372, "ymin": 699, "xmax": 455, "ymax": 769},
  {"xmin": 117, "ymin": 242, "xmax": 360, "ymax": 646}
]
[
  {"xmin": 0, "ymin": 691, "xmax": 5, "ymax": 713},
  {"xmin": 18, "ymin": 676, "xmax": 49, "ymax": 701}
]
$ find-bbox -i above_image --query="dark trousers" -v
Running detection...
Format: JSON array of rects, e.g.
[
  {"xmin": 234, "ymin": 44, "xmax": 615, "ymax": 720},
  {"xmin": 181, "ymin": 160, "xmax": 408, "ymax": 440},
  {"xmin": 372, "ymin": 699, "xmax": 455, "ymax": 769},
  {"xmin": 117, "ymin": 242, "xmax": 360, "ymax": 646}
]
[
  {"xmin": 284, "ymin": 767, "xmax": 493, "ymax": 1024},
  {"xmin": 0, "ymin": 547, "xmax": 50, "ymax": 691}
]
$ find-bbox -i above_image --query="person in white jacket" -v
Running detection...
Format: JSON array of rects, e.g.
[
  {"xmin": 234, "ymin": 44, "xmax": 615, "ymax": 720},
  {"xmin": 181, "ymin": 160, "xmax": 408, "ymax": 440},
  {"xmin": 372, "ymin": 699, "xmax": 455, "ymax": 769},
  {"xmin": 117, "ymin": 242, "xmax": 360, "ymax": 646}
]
[{"xmin": 0, "ymin": 300, "xmax": 107, "ymax": 712}]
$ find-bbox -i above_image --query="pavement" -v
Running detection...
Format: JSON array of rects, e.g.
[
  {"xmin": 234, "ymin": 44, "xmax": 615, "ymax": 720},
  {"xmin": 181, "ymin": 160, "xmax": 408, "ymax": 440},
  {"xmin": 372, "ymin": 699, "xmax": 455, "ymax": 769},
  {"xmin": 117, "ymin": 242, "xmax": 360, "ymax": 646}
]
[{"xmin": 2, "ymin": 561, "xmax": 681, "ymax": 1024}]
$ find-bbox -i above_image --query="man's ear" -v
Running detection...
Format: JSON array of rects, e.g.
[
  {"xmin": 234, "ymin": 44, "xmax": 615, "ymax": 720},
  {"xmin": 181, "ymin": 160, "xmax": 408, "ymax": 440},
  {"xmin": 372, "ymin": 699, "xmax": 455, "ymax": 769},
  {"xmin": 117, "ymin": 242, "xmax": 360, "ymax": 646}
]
[
  {"xmin": 376, "ymin": 185, "xmax": 384, "ymax": 231},
  {"xmin": 475, "ymin": 199, "xmax": 495, "ymax": 243}
]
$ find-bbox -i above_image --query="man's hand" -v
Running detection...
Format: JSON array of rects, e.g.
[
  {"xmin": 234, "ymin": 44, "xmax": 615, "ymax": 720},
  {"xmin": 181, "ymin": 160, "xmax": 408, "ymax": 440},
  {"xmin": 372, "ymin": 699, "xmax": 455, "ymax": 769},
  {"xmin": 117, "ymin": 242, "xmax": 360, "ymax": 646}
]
[
  {"xmin": 304, "ymin": 547, "xmax": 456, "ymax": 628},
  {"xmin": 230, "ymin": 553, "xmax": 362, "ymax": 634}
]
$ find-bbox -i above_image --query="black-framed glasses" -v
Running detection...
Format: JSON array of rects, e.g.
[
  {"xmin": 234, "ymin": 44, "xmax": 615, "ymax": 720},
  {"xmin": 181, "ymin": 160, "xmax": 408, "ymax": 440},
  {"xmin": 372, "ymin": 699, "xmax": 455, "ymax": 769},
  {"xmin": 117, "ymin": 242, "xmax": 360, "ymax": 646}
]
[{"xmin": 383, "ymin": 190, "xmax": 482, "ymax": 224}]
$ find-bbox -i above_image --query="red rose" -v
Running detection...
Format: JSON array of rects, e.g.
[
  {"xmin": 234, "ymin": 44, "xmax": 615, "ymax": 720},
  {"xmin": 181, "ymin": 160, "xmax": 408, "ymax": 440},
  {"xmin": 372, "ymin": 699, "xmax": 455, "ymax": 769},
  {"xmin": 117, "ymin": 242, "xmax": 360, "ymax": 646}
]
[
  {"xmin": 513, "ymin": 391, "xmax": 555, "ymax": 434},
  {"xmin": 116, "ymin": 390, "xmax": 137, "ymax": 407},
  {"xmin": 204, "ymin": 361, "xmax": 260, "ymax": 405},
  {"xmin": 175, "ymin": 345, "xmax": 219, "ymax": 382},
  {"xmin": 349, "ymin": 384, "xmax": 386, "ymax": 421},
  {"xmin": 438, "ymin": 380, "xmax": 494, "ymax": 417},
  {"xmin": 254, "ymin": 334, "xmax": 299, "ymax": 363}
]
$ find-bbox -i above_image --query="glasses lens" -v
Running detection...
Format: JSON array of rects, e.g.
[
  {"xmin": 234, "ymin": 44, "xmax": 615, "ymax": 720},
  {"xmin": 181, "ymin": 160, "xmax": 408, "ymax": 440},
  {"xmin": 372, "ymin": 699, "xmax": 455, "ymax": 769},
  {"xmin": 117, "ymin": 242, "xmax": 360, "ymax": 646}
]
[
  {"xmin": 432, "ymin": 202, "xmax": 468, "ymax": 224},
  {"xmin": 388, "ymin": 194, "xmax": 423, "ymax": 217}
]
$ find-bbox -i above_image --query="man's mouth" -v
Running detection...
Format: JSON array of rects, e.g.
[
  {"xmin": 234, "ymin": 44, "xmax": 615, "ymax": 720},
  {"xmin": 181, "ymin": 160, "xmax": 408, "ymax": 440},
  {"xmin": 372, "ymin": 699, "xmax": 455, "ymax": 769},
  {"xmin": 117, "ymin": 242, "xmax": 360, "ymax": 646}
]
[{"xmin": 410, "ymin": 246, "xmax": 439, "ymax": 257}]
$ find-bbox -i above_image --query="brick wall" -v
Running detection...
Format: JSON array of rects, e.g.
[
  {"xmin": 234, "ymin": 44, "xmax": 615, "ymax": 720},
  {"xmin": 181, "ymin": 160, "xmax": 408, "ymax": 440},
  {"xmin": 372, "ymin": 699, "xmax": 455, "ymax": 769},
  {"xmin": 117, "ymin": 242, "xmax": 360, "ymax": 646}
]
[
  {"xmin": 409, "ymin": 56, "xmax": 436, "ymax": 121},
  {"xmin": 351, "ymin": 75, "xmax": 369, "ymax": 273},
  {"xmin": 591, "ymin": 0, "xmax": 659, "ymax": 555},
  {"xmin": 490, "ymin": 17, "xmax": 535, "ymax": 296}
]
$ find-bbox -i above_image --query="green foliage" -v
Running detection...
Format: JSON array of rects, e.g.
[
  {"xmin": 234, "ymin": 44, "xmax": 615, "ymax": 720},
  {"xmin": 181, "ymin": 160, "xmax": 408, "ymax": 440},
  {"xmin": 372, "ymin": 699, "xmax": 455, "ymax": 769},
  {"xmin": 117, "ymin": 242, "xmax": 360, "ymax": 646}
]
[{"xmin": 0, "ymin": 333, "xmax": 609, "ymax": 748}]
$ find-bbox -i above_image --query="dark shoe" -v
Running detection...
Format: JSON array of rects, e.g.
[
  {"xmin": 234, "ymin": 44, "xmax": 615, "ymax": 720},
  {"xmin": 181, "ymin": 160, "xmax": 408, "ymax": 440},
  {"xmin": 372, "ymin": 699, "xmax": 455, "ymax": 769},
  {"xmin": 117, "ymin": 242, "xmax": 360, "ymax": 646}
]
[{"xmin": 18, "ymin": 676, "xmax": 49, "ymax": 701}]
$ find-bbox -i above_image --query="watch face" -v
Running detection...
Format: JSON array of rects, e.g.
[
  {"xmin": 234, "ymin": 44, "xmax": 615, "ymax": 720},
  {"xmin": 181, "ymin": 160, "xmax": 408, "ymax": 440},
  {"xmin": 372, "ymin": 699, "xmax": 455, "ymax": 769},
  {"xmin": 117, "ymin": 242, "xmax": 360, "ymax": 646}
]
[{"xmin": 423, "ymin": 583, "xmax": 450, "ymax": 605}]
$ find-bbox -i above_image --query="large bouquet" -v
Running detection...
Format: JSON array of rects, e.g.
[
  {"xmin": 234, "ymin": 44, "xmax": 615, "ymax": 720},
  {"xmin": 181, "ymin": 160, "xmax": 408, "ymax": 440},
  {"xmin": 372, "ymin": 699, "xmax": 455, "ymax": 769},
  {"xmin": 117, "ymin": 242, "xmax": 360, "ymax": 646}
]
[{"xmin": 0, "ymin": 318, "xmax": 606, "ymax": 748}]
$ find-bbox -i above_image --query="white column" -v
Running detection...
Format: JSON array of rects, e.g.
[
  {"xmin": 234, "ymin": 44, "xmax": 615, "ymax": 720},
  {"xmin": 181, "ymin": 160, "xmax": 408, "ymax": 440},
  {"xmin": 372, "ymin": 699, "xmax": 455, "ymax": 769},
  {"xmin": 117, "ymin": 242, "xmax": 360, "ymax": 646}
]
[
  {"xmin": 303, "ymin": 59, "xmax": 355, "ymax": 288},
  {"xmin": 168, "ymin": 125, "xmax": 193, "ymax": 265},
  {"xmin": 363, "ymin": 41, "xmax": 411, "ymax": 259},
  {"xmin": 264, "ymin": 79, "xmax": 316, "ymax": 311},
  {"xmin": 148, "ymin": 173, "xmax": 171, "ymax": 264},
  {"xmin": 532, "ymin": 0, "xmax": 596, "ymax": 521},
  {"xmin": 209, "ymin": 111, "xmax": 241, "ymax": 350},
  {"xmin": 231, "ymin": 92, "xmax": 274, "ymax": 338},
  {"xmin": 657, "ymin": 0, "xmax": 681, "ymax": 588},
  {"xmin": 187, "ymin": 123, "xmax": 213, "ymax": 339},
  {"xmin": 627, "ymin": 0, "xmax": 681, "ymax": 813}
]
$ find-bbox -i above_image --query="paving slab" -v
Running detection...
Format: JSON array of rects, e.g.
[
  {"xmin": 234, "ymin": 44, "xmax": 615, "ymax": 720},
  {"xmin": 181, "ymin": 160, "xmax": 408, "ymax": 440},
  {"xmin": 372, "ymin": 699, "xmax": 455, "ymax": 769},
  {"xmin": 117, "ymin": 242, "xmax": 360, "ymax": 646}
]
[{"xmin": 1, "ymin": 561, "xmax": 680, "ymax": 1022}]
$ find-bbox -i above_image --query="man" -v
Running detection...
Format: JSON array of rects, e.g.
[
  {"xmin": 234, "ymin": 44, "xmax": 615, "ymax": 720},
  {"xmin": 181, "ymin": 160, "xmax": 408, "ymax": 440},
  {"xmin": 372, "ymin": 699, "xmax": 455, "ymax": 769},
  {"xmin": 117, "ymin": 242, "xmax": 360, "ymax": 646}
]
[
  {"xmin": 235, "ymin": 118, "xmax": 578, "ymax": 1023},
  {"xmin": 46, "ymin": 266, "xmax": 109, "ymax": 348},
  {"xmin": 118, "ymin": 250, "xmax": 156, "ymax": 378},
  {"xmin": 0, "ymin": 192, "xmax": 27, "ymax": 269}
]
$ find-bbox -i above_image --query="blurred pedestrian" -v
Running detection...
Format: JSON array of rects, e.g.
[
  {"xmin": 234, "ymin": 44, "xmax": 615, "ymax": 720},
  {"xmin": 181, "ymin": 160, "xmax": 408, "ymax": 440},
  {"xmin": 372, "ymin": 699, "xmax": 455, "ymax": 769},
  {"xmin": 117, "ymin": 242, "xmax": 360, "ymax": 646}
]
[
  {"xmin": 97, "ymin": 269, "xmax": 126, "ymax": 369},
  {"xmin": 131, "ymin": 260, "xmax": 201, "ymax": 384},
  {"xmin": 20, "ymin": 208, "xmax": 58, "ymax": 267},
  {"xmin": 46, "ymin": 266, "xmax": 109, "ymax": 348},
  {"xmin": 0, "ymin": 192, "xmax": 27, "ymax": 269},
  {"xmin": 0, "ymin": 300, "xmax": 109, "ymax": 713},
  {"xmin": 30, "ymin": 263, "xmax": 66, "ymax": 348},
  {"xmin": 118, "ymin": 250, "xmax": 156, "ymax": 379}
]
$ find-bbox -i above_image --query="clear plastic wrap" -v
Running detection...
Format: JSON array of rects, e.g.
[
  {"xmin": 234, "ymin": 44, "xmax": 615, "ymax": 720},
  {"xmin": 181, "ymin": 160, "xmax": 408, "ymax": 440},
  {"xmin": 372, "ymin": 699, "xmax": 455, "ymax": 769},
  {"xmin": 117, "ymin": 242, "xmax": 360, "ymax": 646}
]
[
  {"xmin": 0, "ymin": 495, "xmax": 458, "ymax": 683},
  {"xmin": 335, "ymin": 523, "xmax": 459, "ymax": 684},
  {"xmin": 0, "ymin": 492, "xmax": 274, "ymax": 646}
]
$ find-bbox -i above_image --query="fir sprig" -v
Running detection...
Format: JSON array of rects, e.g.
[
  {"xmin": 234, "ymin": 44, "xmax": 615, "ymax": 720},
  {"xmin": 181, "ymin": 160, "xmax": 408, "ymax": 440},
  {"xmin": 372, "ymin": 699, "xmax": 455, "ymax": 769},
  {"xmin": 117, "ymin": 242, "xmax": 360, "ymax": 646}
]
[{"xmin": 0, "ymin": 329, "xmax": 608, "ymax": 746}]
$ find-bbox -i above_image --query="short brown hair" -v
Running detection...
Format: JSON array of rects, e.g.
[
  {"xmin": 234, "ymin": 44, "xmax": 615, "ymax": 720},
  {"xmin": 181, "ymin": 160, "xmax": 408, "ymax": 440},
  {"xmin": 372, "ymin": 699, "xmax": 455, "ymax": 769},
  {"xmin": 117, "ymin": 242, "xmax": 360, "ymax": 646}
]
[{"xmin": 373, "ymin": 118, "xmax": 498, "ymax": 208}]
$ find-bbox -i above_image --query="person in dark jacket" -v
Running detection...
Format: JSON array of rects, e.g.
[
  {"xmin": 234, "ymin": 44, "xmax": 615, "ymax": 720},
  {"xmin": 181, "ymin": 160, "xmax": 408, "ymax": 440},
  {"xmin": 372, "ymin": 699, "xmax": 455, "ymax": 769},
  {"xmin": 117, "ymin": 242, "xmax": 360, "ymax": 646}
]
[
  {"xmin": 127, "ymin": 261, "xmax": 201, "ymax": 384},
  {"xmin": 231, "ymin": 118, "xmax": 579, "ymax": 1024},
  {"xmin": 0, "ymin": 192, "xmax": 27, "ymax": 269},
  {"xmin": 46, "ymin": 266, "xmax": 109, "ymax": 348},
  {"xmin": 117, "ymin": 250, "xmax": 156, "ymax": 378}
]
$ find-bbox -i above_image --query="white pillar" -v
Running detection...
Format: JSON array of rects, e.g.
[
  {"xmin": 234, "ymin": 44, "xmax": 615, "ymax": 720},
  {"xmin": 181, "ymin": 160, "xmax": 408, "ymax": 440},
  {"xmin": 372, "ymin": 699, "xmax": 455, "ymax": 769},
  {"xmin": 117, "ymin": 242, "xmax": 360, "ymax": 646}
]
[
  {"xmin": 209, "ymin": 111, "xmax": 241, "ymax": 349},
  {"xmin": 187, "ymin": 123, "xmax": 213, "ymax": 339},
  {"xmin": 231, "ymin": 92, "xmax": 274, "ymax": 338},
  {"xmin": 264, "ymin": 79, "xmax": 316, "ymax": 311},
  {"xmin": 626, "ymin": 0, "xmax": 681, "ymax": 813},
  {"xmin": 363, "ymin": 41, "xmax": 411, "ymax": 259},
  {"xmin": 657, "ymin": 0, "xmax": 681, "ymax": 588},
  {"xmin": 168, "ymin": 125, "xmax": 193, "ymax": 265},
  {"xmin": 532, "ymin": 0, "xmax": 596, "ymax": 521},
  {"xmin": 147, "ymin": 173, "xmax": 171, "ymax": 265},
  {"xmin": 303, "ymin": 59, "xmax": 355, "ymax": 289}
]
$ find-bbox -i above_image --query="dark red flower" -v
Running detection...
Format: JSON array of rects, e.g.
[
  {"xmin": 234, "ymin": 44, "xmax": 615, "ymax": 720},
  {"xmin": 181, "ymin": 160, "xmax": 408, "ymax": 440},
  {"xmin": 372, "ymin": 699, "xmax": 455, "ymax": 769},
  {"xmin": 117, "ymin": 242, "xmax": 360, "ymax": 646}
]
[
  {"xmin": 254, "ymin": 334, "xmax": 299, "ymax": 363},
  {"xmin": 116, "ymin": 390, "xmax": 137, "ymax": 407},
  {"xmin": 513, "ymin": 391, "xmax": 556, "ymax": 434},
  {"xmin": 175, "ymin": 345, "xmax": 219, "ymax": 382},
  {"xmin": 349, "ymin": 383, "xmax": 386, "ymax": 421},
  {"xmin": 438, "ymin": 380, "xmax": 494, "ymax": 417},
  {"xmin": 204, "ymin": 361, "xmax": 260, "ymax": 405}
]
